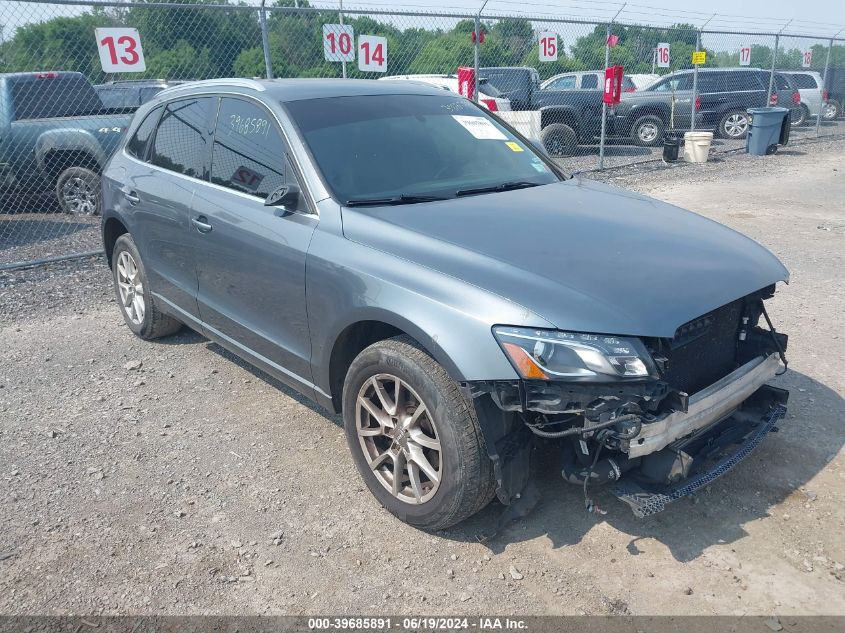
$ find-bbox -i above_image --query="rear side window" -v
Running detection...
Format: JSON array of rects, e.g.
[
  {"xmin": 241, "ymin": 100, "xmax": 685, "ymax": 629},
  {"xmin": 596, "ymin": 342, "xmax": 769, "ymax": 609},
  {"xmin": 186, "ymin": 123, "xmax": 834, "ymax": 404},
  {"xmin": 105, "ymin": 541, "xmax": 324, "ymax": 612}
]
[
  {"xmin": 150, "ymin": 97, "xmax": 214, "ymax": 179},
  {"xmin": 790, "ymin": 74, "xmax": 818, "ymax": 89},
  {"xmin": 11, "ymin": 75, "xmax": 103, "ymax": 120},
  {"xmin": 774, "ymin": 74, "xmax": 792, "ymax": 91},
  {"xmin": 696, "ymin": 73, "xmax": 724, "ymax": 93},
  {"xmin": 723, "ymin": 72, "xmax": 764, "ymax": 91},
  {"xmin": 126, "ymin": 106, "xmax": 163, "ymax": 160},
  {"xmin": 580, "ymin": 74, "xmax": 599, "ymax": 89},
  {"xmin": 210, "ymin": 97, "xmax": 285, "ymax": 199}
]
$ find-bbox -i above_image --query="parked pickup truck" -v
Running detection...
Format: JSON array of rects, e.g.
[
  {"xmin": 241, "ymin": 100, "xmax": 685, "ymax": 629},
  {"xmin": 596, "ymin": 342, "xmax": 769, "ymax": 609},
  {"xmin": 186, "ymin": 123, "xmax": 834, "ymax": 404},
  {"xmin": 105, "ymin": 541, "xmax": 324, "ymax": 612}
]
[
  {"xmin": 480, "ymin": 66, "xmax": 604, "ymax": 156},
  {"xmin": 0, "ymin": 72, "xmax": 133, "ymax": 215}
]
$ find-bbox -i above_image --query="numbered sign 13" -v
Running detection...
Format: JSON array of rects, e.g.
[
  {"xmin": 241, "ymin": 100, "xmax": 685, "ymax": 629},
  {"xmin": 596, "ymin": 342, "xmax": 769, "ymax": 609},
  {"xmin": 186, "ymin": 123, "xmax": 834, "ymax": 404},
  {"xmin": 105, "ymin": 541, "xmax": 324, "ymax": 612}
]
[
  {"xmin": 802, "ymin": 50, "xmax": 813, "ymax": 68},
  {"xmin": 538, "ymin": 33, "xmax": 558, "ymax": 62},
  {"xmin": 96, "ymin": 28, "xmax": 146, "ymax": 73},
  {"xmin": 358, "ymin": 35, "xmax": 387, "ymax": 73},
  {"xmin": 739, "ymin": 45, "xmax": 751, "ymax": 66},
  {"xmin": 323, "ymin": 24, "xmax": 355, "ymax": 62},
  {"xmin": 656, "ymin": 43, "xmax": 670, "ymax": 68}
]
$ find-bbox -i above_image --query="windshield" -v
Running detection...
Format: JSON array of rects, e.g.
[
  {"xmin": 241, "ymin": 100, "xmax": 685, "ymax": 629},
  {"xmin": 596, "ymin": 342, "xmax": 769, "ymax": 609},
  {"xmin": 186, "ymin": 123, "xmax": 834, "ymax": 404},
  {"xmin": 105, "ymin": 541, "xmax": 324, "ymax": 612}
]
[{"xmin": 285, "ymin": 94, "xmax": 558, "ymax": 204}]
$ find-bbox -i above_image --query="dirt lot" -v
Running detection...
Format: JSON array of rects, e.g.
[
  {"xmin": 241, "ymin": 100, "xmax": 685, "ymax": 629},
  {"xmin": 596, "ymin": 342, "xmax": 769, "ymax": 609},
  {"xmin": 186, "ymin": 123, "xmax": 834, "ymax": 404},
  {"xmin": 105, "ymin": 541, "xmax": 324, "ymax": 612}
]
[{"xmin": 1, "ymin": 139, "xmax": 844, "ymax": 617}]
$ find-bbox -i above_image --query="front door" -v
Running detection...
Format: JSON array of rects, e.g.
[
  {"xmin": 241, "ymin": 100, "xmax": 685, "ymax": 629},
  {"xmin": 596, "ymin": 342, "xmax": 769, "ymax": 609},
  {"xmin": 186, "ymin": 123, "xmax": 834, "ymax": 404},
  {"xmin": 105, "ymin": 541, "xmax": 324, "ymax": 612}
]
[{"xmin": 192, "ymin": 96, "xmax": 318, "ymax": 393}]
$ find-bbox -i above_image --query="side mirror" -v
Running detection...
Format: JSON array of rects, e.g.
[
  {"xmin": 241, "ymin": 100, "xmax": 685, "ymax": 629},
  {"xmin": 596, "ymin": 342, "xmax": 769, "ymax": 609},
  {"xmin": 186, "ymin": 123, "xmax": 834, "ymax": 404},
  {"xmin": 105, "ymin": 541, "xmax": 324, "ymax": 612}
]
[{"xmin": 264, "ymin": 184, "xmax": 300, "ymax": 209}]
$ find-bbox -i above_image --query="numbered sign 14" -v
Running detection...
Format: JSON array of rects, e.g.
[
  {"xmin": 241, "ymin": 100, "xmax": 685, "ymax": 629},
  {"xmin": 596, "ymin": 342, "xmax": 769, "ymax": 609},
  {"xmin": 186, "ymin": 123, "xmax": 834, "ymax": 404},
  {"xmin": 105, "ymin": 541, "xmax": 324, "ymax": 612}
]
[
  {"xmin": 358, "ymin": 35, "xmax": 387, "ymax": 73},
  {"xmin": 656, "ymin": 43, "xmax": 670, "ymax": 68},
  {"xmin": 323, "ymin": 24, "xmax": 355, "ymax": 62},
  {"xmin": 802, "ymin": 50, "xmax": 813, "ymax": 68},
  {"xmin": 739, "ymin": 45, "xmax": 751, "ymax": 66},
  {"xmin": 96, "ymin": 28, "xmax": 146, "ymax": 73},
  {"xmin": 538, "ymin": 33, "xmax": 558, "ymax": 62}
]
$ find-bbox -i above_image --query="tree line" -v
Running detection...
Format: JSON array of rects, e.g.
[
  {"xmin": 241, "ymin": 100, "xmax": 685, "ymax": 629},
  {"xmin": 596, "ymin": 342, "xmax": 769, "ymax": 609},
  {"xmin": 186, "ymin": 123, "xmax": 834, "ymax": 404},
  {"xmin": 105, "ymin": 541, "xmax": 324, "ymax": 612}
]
[{"xmin": 2, "ymin": 0, "xmax": 842, "ymax": 84}]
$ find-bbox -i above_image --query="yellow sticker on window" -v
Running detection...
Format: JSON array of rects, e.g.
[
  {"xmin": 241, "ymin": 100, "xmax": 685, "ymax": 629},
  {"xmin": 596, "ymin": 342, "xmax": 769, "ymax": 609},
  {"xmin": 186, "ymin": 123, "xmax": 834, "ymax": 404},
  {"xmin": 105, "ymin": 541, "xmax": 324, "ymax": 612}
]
[{"xmin": 505, "ymin": 141, "xmax": 524, "ymax": 152}]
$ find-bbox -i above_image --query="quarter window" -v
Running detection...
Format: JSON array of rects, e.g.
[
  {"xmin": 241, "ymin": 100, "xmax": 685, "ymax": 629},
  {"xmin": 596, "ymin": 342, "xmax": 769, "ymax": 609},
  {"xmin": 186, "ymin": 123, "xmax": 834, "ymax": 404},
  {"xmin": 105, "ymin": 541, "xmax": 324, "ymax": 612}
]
[
  {"xmin": 150, "ymin": 97, "xmax": 213, "ymax": 179},
  {"xmin": 211, "ymin": 97, "xmax": 286, "ymax": 200},
  {"xmin": 126, "ymin": 105, "xmax": 162, "ymax": 160}
]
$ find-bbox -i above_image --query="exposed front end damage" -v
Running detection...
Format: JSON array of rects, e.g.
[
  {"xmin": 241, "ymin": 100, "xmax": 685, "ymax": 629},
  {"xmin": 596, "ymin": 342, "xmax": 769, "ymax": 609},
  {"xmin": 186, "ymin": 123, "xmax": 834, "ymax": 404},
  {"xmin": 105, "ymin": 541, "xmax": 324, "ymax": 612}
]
[{"xmin": 467, "ymin": 286, "xmax": 789, "ymax": 518}]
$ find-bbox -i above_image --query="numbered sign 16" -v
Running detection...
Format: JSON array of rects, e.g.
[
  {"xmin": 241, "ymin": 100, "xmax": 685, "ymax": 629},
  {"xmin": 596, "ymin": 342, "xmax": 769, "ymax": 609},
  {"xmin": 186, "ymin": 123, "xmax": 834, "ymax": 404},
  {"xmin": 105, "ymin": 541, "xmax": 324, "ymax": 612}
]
[
  {"xmin": 358, "ymin": 35, "xmax": 387, "ymax": 73},
  {"xmin": 802, "ymin": 49, "xmax": 813, "ymax": 68},
  {"xmin": 95, "ymin": 28, "xmax": 146, "ymax": 73},
  {"xmin": 656, "ymin": 43, "xmax": 670, "ymax": 69},
  {"xmin": 538, "ymin": 33, "xmax": 558, "ymax": 62},
  {"xmin": 739, "ymin": 45, "xmax": 751, "ymax": 66},
  {"xmin": 323, "ymin": 24, "xmax": 355, "ymax": 62}
]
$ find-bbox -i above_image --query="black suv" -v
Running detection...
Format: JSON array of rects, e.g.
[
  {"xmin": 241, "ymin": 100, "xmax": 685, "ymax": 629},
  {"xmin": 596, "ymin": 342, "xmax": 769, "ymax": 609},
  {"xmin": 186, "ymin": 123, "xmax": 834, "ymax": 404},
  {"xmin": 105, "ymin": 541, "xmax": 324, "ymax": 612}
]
[{"xmin": 611, "ymin": 68, "xmax": 802, "ymax": 145}]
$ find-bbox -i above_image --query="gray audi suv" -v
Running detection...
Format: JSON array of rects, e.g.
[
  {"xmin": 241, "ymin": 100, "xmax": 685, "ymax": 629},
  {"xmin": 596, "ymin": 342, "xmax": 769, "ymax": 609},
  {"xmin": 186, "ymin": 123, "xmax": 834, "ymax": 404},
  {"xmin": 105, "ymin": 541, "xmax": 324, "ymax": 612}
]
[{"xmin": 102, "ymin": 78, "xmax": 790, "ymax": 529}]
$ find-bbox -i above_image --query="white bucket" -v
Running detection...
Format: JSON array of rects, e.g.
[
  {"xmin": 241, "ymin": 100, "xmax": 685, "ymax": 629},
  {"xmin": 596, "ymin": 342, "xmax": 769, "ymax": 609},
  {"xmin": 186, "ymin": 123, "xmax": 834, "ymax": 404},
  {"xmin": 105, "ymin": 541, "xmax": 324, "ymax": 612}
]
[{"xmin": 683, "ymin": 131, "xmax": 714, "ymax": 163}]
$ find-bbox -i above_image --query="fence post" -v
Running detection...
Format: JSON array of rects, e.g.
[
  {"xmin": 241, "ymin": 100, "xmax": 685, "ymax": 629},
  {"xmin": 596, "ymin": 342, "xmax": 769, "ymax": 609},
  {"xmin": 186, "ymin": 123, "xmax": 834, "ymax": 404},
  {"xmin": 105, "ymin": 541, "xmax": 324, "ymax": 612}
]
[
  {"xmin": 690, "ymin": 30, "xmax": 701, "ymax": 131},
  {"xmin": 259, "ymin": 2, "xmax": 273, "ymax": 80},
  {"xmin": 767, "ymin": 34, "xmax": 779, "ymax": 104},
  {"xmin": 816, "ymin": 38, "xmax": 834, "ymax": 137},
  {"xmin": 339, "ymin": 0, "xmax": 347, "ymax": 78},
  {"xmin": 473, "ymin": 15, "xmax": 481, "ymax": 103},
  {"xmin": 598, "ymin": 23, "xmax": 611, "ymax": 170}
]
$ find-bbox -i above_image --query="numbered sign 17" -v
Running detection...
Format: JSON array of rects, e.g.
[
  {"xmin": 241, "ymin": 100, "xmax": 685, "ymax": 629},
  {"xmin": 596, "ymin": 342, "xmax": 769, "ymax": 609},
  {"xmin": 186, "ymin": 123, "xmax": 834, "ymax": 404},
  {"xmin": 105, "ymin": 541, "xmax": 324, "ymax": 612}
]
[
  {"xmin": 323, "ymin": 24, "xmax": 355, "ymax": 62},
  {"xmin": 739, "ymin": 45, "xmax": 751, "ymax": 66},
  {"xmin": 358, "ymin": 35, "xmax": 387, "ymax": 73},
  {"xmin": 802, "ymin": 50, "xmax": 813, "ymax": 68},
  {"xmin": 538, "ymin": 33, "xmax": 558, "ymax": 62},
  {"xmin": 95, "ymin": 28, "xmax": 146, "ymax": 73},
  {"xmin": 656, "ymin": 43, "xmax": 670, "ymax": 69}
]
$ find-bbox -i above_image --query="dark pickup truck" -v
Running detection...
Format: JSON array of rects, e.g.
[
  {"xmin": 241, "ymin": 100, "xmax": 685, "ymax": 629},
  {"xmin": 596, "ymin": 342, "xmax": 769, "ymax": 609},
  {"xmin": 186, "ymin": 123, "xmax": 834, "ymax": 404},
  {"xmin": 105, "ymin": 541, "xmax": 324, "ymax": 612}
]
[
  {"xmin": 480, "ymin": 66, "xmax": 604, "ymax": 155},
  {"xmin": 0, "ymin": 72, "xmax": 134, "ymax": 215},
  {"xmin": 822, "ymin": 67, "xmax": 845, "ymax": 120}
]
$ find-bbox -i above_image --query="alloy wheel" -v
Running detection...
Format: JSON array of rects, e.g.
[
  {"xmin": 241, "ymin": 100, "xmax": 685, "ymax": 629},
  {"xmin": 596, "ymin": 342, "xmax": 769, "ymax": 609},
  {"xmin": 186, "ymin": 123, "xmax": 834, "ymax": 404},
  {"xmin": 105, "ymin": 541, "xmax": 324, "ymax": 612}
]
[
  {"xmin": 116, "ymin": 251, "xmax": 145, "ymax": 325},
  {"xmin": 637, "ymin": 122, "xmax": 659, "ymax": 143},
  {"xmin": 355, "ymin": 373, "xmax": 442, "ymax": 504},
  {"xmin": 723, "ymin": 114, "xmax": 748, "ymax": 138},
  {"xmin": 61, "ymin": 177, "xmax": 97, "ymax": 216}
]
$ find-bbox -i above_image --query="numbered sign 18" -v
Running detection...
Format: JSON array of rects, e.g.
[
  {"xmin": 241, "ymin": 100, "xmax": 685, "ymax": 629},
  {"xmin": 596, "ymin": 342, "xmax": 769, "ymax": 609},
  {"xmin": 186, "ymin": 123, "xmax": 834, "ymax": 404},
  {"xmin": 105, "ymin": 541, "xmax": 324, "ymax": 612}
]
[
  {"xmin": 358, "ymin": 35, "xmax": 387, "ymax": 73},
  {"xmin": 656, "ymin": 43, "xmax": 670, "ymax": 68},
  {"xmin": 323, "ymin": 24, "xmax": 355, "ymax": 62},
  {"xmin": 95, "ymin": 28, "xmax": 146, "ymax": 73},
  {"xmin": 538, "ymin": 33, "xmax": 558, "ymax": 62},
  {"xmin": 802, "ymin": 49, "xmax": 813, "ymax": 68},
  {"xmin": 739, "ymin": 45, "xmax": 751, "ymax": 66}
]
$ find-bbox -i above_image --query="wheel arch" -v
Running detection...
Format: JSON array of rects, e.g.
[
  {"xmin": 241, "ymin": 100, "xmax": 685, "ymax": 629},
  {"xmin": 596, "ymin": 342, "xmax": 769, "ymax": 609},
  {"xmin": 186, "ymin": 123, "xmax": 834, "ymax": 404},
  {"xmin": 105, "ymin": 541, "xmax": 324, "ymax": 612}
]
[
  {"xmin": 539, "ymin": 106, "xmax": 580, "ymax": 132},
  {"xmin": 103, "ymin": 215, "xmax": 129, "ymax": 267}
]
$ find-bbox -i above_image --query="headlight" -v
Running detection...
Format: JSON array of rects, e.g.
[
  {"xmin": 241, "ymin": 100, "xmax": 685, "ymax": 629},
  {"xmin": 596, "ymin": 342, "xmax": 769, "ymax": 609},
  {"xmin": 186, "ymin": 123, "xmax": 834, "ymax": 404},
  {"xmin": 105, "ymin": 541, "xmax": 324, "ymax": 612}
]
[{"xmin": 493, "ymin": 326, "xmax": 655, "ymax": 381}]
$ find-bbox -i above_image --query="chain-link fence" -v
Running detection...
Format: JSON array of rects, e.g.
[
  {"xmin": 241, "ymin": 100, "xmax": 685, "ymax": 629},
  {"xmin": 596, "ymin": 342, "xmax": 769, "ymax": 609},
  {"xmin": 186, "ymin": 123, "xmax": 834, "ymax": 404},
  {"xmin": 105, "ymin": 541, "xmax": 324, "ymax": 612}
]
[{"xmin": 1, "ymin": 0, "xmax": 844, "ymax": 269}]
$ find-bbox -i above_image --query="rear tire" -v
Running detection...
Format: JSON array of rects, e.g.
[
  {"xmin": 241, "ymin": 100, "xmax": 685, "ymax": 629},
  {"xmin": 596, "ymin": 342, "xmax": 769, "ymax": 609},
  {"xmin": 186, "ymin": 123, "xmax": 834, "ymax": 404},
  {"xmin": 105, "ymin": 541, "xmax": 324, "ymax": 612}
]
[
  {"xmin": 56, "ymin": 166, "xmax": 101, "ymax": 216},
  {"xmin": 718, "ymin": 110, "xmax": 750, "ymax": 140},
  {"xmin": 631, "ymin": 115, "xmax": 665, "ymax": 147},
  {"xmin": 790, "ymin": 105, "xmax": 808, "ymax": 127},
  {"xmin": 822, "ymin": 99, "xmax": 840, "ymax": 120},
  {"xmin": 112, "ymin": 234, "xmax": 182, "ymax": 340},
  {"xmin": 540, "ymin": 123, "xmax": 577, "ymax": 157},
  {"xmin": 342, "ymin": 336, "xmax": 496, "ymax": 530}
]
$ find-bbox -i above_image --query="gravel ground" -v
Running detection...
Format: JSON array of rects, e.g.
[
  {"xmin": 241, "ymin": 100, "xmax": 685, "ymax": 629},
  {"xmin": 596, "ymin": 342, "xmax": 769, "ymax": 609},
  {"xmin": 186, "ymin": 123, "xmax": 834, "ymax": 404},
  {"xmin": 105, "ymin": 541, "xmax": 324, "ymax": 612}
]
[{"xmin": 1, "ymin": 138, "xmax": 844, "ymax": 617}]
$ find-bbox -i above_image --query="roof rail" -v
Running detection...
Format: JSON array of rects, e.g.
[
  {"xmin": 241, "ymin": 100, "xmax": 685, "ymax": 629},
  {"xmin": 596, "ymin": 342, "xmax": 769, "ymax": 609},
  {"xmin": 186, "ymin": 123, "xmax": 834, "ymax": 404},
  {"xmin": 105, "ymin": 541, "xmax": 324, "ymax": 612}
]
[{"xmin": 156, "ymin": 78, "xmax": 267, "ymax": 97}]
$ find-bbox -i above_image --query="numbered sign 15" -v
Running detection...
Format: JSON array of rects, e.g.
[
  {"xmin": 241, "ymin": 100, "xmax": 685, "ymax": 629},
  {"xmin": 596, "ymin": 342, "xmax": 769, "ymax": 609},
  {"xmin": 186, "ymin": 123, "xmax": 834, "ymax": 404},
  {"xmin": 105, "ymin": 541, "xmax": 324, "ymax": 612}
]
[
  {"xmin": 739, "ymin": 45, "xmax": 751, "ymax": 66},
  {"xmin": 323, "ymin": 24, "xmax": 355, "ymax": 62},
  {"xmin": 358, "ymin": 35, "xmax": 387, "ymax": 73},
  {"xmin": 96, "ymin": 28, "xmax": 146, "ymax": 73},
  {"xmin": 802, "ymin": 50, "xmax": 813, "ymax": 68},
  {"xmin": 656, "ymin": 43, "xmax": 670, "ymax": 68},
  {"xmin": 538, "ymin": 33, "xmax": 558, "ymax": 62}
]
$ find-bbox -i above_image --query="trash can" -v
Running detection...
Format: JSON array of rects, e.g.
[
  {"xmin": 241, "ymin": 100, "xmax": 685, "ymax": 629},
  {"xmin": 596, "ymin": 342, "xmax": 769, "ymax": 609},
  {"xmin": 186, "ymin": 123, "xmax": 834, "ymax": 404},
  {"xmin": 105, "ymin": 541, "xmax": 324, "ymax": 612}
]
[
  {"xmin": 746, "ymin": 107, "xmax": 790, "ymax": 155},
  {"xmin": 662, "ymin": 134, "xmax": 680, "ymax": 162},
  {"xmin": 683, "ymin": 131, "xmax": 714, "ymax": 163}
]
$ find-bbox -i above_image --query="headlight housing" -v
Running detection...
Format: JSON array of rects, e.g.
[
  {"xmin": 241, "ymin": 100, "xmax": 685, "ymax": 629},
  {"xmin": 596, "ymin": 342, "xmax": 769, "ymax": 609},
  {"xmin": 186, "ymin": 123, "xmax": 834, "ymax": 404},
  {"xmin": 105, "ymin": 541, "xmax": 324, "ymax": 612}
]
[{"xmin": 493, "ymin": 326, "xmax": 656, "ymax": 381}]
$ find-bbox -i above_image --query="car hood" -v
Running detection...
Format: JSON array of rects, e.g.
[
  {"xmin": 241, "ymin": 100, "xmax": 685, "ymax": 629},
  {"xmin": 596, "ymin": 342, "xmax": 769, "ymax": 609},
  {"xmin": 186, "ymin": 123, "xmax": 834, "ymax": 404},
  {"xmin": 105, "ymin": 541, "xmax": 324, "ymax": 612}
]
[{"xmin": 341, "ymin": 178, "xmax": 788, "ymax": 338}]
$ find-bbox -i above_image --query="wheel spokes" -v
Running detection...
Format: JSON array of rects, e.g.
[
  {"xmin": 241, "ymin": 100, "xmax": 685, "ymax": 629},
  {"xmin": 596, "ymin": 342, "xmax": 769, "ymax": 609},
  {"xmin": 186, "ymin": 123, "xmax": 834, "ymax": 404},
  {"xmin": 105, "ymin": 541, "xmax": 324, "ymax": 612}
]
[{"xmin": 408, "ymin": 444, "xmax": 440, "ymax": 485}]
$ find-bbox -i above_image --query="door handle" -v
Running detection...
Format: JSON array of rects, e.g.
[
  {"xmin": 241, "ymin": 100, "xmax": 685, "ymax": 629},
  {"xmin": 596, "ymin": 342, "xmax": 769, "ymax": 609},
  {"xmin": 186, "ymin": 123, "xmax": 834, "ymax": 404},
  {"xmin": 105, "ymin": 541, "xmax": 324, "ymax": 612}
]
[
  {"xmin": 192, "ymin": 216, "xmax": 213, "ymax": 233},
  {"xmin": 122, "ymin": 189, "xmax": 140, "ymax": 205}
]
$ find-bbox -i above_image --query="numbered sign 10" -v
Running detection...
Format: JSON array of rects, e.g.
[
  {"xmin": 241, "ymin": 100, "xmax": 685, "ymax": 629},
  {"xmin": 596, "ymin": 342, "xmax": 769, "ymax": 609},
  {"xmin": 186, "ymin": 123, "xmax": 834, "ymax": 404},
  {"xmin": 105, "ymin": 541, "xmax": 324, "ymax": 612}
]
[
  {"xmin": 739, "ymin": 45, "xmax": 751, "ymax": 66},
  {"xmin": 358, "ymin": 35, "xmax": 387, "ymax": 73},
  {"xmin": 538, "ymin": 33, "xmax": 558, "ymax": 62},
  {"xmin": 323, "ymin": 24, "xmax": 355, "ymax": 62},
  {"xmin": 656, "ymin": 43, "xmax": 670, "ymax": 68},
  {"xmin": 802, "ymin": 50, "xmax": 813, "ymax": 68},
  {"xmin": 96, "ymin": 28, "xmax": 146, "ymax": 73}
]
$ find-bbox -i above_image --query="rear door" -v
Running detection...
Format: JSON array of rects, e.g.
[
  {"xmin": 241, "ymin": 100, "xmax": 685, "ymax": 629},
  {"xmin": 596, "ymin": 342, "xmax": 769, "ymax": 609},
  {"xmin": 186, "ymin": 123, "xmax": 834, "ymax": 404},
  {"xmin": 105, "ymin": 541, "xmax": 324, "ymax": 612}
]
[
  {"xmin": 128, "ymin": 96, "xmax": 215, "ymax": 319},
  {"xmin": 695, "ymin": 72, "xmax": 726, "ymax": 127},
  {"xmin": 192, "ymin": 95, "xmax": 318, "ymax": 392}
]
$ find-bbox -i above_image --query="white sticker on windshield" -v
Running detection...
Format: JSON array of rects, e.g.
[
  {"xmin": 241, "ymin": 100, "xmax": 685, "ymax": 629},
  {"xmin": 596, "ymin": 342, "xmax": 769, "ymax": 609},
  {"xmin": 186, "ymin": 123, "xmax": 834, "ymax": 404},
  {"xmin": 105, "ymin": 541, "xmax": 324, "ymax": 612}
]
[{"xmin": 451, "ymin": 115, "xmax": 507, "ymax": 140}]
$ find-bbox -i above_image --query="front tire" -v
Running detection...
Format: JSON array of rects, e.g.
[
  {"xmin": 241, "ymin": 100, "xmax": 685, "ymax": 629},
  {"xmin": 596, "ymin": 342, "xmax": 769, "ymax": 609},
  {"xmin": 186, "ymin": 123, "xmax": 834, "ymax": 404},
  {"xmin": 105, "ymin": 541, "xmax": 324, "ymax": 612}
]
[
  {"xmin": 112, "ymin": 234, "xmax": 182, "ymax": 340},
  {"xmin": 56, "ymin": 166, "xmax": 101, "ymax": 216},
  {"xmin": 342, "ymin": 336, "xmax": 496, "ymax": 530},
  {"xmin": 631, "ymin": 115, "xmax": 665, "ymax": 147},
  {"xmin": 540, "ymin": 123, "xmax": 577, "ymax": 157},
  {"xmin": 718, "ymin": 110, "xmax": 750, "ymax": 139},
  {"xmin": 790, "ymin": 105, "xmax": 808, "ymax": 127}
]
